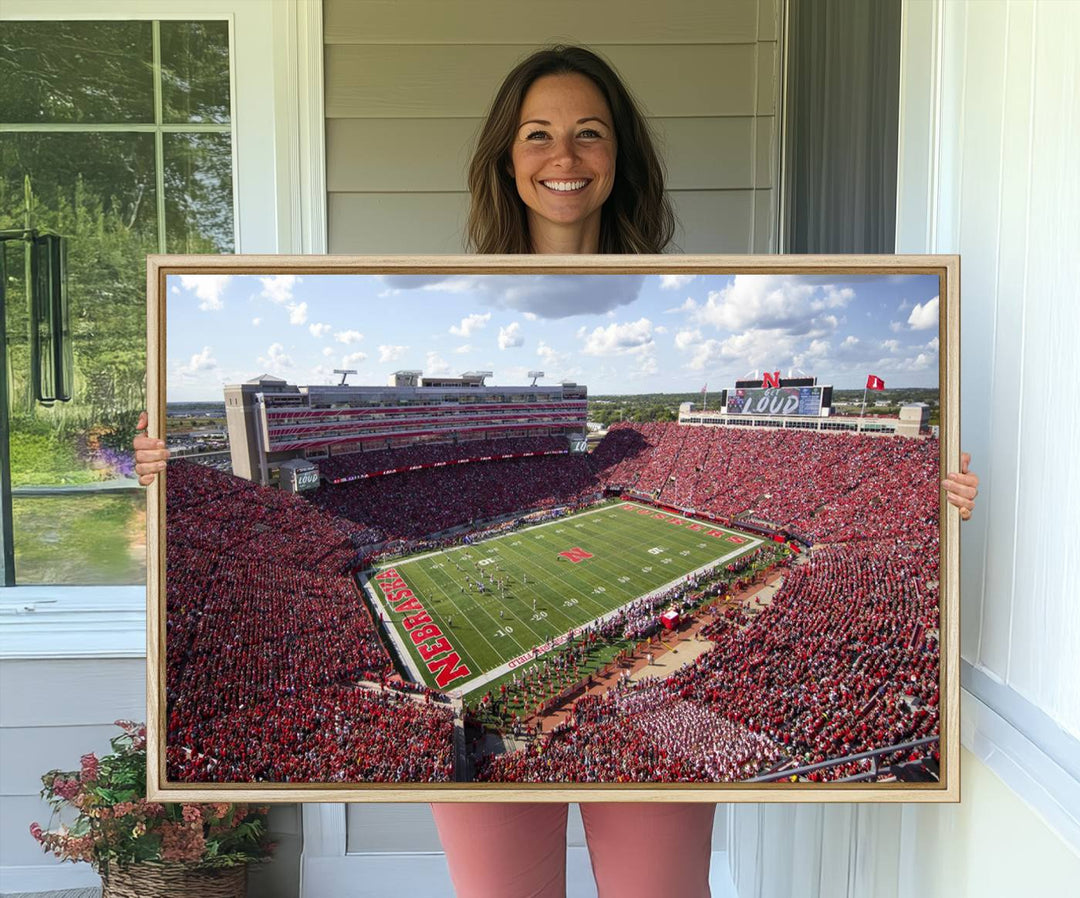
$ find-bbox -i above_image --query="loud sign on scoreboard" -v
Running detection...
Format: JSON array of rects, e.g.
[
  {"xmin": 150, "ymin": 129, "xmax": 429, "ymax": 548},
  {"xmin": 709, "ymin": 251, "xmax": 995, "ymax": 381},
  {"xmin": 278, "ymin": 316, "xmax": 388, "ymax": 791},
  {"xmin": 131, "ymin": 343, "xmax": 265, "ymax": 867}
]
[{"xmin": 726, "ymin": 386, "xmax": 824, "ymax": 417}]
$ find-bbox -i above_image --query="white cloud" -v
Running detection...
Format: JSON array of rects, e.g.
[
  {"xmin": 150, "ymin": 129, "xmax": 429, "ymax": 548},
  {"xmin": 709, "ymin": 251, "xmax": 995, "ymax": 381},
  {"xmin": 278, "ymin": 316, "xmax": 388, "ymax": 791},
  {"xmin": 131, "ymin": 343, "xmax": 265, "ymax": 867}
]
[
  {"xmin": 636, "ymin": 354, "xmax": 659, "ymax": 376},
  {"xmin": 660, "ymin": 274, "xmax": 695, "ymax": 290},
  {"xmin": 880, "ymin": 339, "xmax": 900, "ymax": 353},
  {"xmin": 881, "ymin": 351, "xmax": 934, "ymax": 372},
  {"xmin": 170, "ymin": 285, "xmax": 180, "ymax": 295},
  {"xmin": 581, "ymin": 318, "xmax": 658, "ymax": 380},
  {"xmin": 322, "ymin": 347, "xmax": 334, "ymax": 357},
  {"xmin": 907, "ymin": 296, "xmax": 939, "ymax": 330},
  {"xmin": 176, "ymin": 346, "xmax": 218, "ymax": 375},
  {"xmin": 665, "ymin": 297, "xmax": 698, "ymax": 314},
  {"xmin": 259, "ymin": 274, "xmax": 299, "ymax": 304},
  {"xmin": 450, "ymin": 312, "xmax": 491, "ymax": 337},
  {"xmin": 425, "ymin": 351, "xmax": 452, "ymax": 376},
  {"xmin": 691, "ymin": 275, "xmax": 853, "ymax": 335},
  {"xmin": 926, "ymin": 336, "xmax": 939, "ymax": 352},
  {"xmin": 382, "ymin": 274, "xmax": 645, "ymax": 319},
  {"xmin": 678, "ymin": 323, "xmax": 811, "ymax": 372},
  {"xmin": 581, "ymin": 318, "xmax": 654, "ymax": 356},
  {"xmin": 342, "ymin": 351, "xmax": 368, "ymax": 366},
  {"xmin": 258, "ymin": 342, "xmax": 293, "ymax": 370},
  {"xmin": 309, "ymin": 322, "xmax": 331, "ymax": 338},
  {"xmin": 378, "ymin": 344, "xmax": 408, "ymax": 363},
  {"xmin": 537, "ymin": 341, "xmax": 570, "ymax": 369},
  {"xmin": 654, "ymin": 325, "xmax": 668, "ymax": 334},
  {"xmin": 287, "ymin": 302, "xmax": 308, "ymax": 325},
  {"xmin": 334, "ymin": 329, "xmax": 364, "ymax": 344},
  {"xmin": 523, "ymin": 311, "xmax": 539, "ymax": 321},
  {"xmin": 454, "ymin": 344, "xmax": 473, "ymax": 354},
  {"xmin": 498, "ymin": 322, "xmax": 524, "ymax": 349},
  {"xmin": 179, "ymin": 274, "xmax": 231, "ymax": 311},
  {"xmin": 252, "ymin": 317, "xmax": 261, "ymax": 327},
  {"xmin": 890, "ymin": 320, "xmax": 904, "ymax": 333},
  {"xmin": 675, "ymin": 332, "xmax": 725, "ymax": 372},
  {"xmin": 674, "ymin": 328, "xmax": 702, "ymax": 351},
  {"xmin": 307, "ymin": 365, "xmax": 337, "ymax": 385}
]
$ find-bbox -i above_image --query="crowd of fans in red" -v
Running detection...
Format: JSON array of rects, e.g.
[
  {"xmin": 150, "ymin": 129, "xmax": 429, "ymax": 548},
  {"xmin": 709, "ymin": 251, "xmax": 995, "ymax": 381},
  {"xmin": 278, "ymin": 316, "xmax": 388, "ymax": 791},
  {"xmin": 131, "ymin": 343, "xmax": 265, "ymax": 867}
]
[
  {"xmin": 474, "ymin": 423, "xmax": 940, "ymax": 783},
  {"xmin": 166, "ymin": 461, "xmax": 454, "ymax": 783},
  {"xmin": 167, "ymin": 420, "xmax": 940, "ymax": 784},
  {"xmin": 316, "ymin": 435, "xmax": 569, "ymax": 482},
  {"xmin": 308, "ymin": 452, "xmax": 602, "ymax": 542},
  {"xmin": 477, "ymin": 675, "xmax": 783, "ymax": 783},
  {"xmin": 593, "ymin": 422, "xmax": 940, "ymax": 545}
]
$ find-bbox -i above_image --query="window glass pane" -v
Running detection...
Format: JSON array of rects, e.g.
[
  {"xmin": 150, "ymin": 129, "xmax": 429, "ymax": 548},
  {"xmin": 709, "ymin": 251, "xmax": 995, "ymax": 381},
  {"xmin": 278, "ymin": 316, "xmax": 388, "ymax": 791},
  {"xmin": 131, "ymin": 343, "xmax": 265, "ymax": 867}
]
[
  {"xmin": 1, "ymin": 19, "xmax": 234, "ymax": 586},
  {"xmin": 2, "ymin": 132, "xmax": 155, "ymax": 584},
  {"xmin": 0, "ymin": 133, "xmax": 158, "ymax": 234},
  {"xmin": 160, "ymin": 20, "xmax": 232, "ymax": 124},
  {"xmin": 12, "ymin": 493, "xmax": 145, "ymax": 585},
  {"xmin": 164, "ymin": 133, "xmax": 235, "ymax": 252},
  {"xmin": 0, "ymin": 22, "xmax": 154, "ymax": 124}
]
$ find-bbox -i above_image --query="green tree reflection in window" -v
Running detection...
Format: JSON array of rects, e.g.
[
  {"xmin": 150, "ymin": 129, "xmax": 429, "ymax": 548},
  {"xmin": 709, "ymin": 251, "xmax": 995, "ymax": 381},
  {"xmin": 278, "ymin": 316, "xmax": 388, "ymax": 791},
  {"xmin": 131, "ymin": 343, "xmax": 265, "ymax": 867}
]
[{"xmin": 0, "ymin": 20, "xmax": 234, "ymax": 584}]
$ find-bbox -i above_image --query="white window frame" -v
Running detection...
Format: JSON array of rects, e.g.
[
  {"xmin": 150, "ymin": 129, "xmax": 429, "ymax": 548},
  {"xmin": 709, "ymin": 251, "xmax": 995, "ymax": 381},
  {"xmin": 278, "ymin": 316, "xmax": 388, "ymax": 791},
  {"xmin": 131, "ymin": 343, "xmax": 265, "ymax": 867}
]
[{"xmin": 0, "ymin": 0, "xmax": 326, "ymax": 658}]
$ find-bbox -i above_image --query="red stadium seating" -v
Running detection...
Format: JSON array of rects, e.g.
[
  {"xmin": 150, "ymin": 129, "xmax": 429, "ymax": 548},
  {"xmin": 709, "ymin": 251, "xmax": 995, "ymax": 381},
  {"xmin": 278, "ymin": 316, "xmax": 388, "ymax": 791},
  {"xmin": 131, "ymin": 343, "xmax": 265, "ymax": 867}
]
[{"xmin": 166, "ymin": 422, "xmax": 940, "ymax": 783}]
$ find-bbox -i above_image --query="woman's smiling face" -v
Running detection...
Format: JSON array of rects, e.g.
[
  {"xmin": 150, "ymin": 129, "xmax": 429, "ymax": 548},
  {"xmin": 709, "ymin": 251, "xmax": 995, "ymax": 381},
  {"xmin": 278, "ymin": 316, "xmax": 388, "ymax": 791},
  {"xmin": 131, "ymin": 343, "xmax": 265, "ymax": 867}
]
[{"xmin": 509, "ymin": 73, "xmax": 617, "ymax": 251}]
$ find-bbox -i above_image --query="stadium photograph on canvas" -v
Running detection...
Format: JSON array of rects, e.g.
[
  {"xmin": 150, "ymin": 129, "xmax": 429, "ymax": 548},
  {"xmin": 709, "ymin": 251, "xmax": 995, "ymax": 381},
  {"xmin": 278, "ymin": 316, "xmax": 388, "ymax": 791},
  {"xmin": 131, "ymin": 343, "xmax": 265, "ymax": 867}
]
[{"xmin": 146, "ymin": 256, "xmax": 959, "ymax": 802}]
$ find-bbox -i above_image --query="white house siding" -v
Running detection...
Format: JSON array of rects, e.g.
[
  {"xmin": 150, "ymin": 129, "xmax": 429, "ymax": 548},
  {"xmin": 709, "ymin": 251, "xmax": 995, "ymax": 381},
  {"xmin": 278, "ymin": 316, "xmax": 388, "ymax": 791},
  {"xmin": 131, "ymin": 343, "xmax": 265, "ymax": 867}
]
[{"xmin": 324, "ymin": 0, "xmax": 781, "ymax": 254}]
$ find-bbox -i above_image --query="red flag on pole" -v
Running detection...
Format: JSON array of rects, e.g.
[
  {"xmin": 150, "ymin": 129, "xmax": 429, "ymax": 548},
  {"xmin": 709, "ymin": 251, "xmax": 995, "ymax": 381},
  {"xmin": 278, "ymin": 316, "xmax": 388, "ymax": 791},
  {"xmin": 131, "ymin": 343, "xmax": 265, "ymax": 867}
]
[{"xmin": 866, "ymin": 374, "xmax": 885, "ymax": 391}]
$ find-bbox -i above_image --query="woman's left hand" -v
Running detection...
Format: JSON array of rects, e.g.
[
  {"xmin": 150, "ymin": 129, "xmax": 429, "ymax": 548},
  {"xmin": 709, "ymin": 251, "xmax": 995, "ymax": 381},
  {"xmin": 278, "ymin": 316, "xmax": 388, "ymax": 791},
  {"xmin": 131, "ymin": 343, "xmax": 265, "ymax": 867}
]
[{"xmin": 942, "ymin": 451, "xmax": 979, "ymax": 521}]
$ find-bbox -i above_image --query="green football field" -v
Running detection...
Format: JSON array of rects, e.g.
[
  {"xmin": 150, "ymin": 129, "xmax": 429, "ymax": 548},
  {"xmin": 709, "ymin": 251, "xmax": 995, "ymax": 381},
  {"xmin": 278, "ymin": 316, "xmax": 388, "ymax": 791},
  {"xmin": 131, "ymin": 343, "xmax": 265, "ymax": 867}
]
[{"xmin": 363, "ymin": 501, "xmax": 763, "ymax": 695}]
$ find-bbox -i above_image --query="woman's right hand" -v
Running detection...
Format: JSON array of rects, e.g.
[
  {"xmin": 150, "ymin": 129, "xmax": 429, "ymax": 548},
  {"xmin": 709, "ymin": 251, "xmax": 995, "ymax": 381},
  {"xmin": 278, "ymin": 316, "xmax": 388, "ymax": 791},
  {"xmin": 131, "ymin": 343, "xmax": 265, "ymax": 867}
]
[{"xmin": 133, "ymin": 411, "xmax": 170, "ymax": 486}]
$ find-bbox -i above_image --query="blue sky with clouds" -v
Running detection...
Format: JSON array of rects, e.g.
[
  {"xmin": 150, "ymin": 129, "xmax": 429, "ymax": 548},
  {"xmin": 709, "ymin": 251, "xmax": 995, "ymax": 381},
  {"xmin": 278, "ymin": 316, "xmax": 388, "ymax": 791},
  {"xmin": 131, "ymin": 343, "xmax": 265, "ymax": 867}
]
[{"xmin": 166, "ymin": 272, "xmax": 941, "ymax": 401}]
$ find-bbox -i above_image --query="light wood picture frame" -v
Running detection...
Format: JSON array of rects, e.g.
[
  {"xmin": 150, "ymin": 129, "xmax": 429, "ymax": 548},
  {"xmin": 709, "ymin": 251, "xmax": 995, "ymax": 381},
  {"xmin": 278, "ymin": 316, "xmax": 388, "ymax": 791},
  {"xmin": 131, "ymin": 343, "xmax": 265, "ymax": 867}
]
[{"xmin": 146, "ymin": 254, "xmax": 960, "ymax": 803}]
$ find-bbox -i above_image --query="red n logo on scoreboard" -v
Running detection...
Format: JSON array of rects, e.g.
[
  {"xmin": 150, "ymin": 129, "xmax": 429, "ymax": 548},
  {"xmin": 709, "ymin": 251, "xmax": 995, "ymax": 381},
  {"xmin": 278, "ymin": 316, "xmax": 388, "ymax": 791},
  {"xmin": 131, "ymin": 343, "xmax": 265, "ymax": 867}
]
[
  {"xmin": 558, "ymin": 547, "xmax": 594, "ymax": 563},
  {"xmin": 762, "ymin": 370, "xmax": 781, "ymax": 388}
]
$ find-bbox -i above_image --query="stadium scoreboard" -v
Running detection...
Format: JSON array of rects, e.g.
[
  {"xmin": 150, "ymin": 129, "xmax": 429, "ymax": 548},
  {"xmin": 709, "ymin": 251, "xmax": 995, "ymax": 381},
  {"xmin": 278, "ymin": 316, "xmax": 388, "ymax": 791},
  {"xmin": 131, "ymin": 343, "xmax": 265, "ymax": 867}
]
[
  {"xmin": 724, "ymin": 385, "xmax": 827, "ymax": 417},
  {"xmin": 279, "ymin": 459, "xmax": 320, "ymax": 493}
]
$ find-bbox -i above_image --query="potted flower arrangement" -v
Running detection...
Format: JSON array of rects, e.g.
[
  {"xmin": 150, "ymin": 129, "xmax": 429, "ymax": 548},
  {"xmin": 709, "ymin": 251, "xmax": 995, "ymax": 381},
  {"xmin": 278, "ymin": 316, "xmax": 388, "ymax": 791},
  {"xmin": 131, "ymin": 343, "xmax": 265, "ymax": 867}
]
[{"xmin": 30, "ymin": 720, "xmax": 273, "ymax": 897}]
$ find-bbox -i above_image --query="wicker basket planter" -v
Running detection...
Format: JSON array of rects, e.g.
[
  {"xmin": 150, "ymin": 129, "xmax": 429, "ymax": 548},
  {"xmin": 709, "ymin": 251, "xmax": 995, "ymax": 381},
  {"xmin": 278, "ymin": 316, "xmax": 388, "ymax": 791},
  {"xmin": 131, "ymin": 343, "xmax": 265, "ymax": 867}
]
[{"xmin": 101, "ymin": 862, "xmax": 247, "ymax": 898}]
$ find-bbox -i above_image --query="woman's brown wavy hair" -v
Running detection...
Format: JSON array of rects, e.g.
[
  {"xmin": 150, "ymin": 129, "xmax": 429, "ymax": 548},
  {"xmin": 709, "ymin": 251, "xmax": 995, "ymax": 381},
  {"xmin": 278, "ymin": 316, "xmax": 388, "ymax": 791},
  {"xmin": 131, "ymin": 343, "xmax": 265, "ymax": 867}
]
[{"xmin": 466, "ymin": 46, "xmax": 675, "ymax": 254}]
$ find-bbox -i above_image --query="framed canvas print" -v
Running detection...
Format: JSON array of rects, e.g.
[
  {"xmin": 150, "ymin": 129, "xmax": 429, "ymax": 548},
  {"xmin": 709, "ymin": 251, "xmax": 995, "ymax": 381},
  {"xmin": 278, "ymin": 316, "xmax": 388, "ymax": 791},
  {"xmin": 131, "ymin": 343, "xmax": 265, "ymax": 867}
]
[{"xmin": 146, "ymin": 254, "xmax": 960, "ymax": 803}]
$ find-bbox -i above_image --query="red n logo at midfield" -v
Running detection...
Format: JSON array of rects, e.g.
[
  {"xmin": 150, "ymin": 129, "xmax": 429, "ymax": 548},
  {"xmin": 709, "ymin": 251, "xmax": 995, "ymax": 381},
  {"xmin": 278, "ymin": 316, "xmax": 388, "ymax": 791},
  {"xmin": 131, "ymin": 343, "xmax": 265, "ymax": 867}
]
[
  {"xmin": 762, "ymin": 370, "xmax": 781, "ymax": 388},
  {"xmin": 558, "ymin": 547, "xmax": 594, "ymax": 563}
]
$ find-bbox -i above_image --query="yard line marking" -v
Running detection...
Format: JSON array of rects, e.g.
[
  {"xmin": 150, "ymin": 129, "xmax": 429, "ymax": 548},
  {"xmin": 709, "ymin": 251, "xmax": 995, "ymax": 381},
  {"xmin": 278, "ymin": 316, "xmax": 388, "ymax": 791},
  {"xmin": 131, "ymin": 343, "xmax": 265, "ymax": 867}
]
[
  {"xmin": 411, "ymin": 565, "xmax": 517, "ymax": 676},
  {"xmin": 460, "ymin": 535, "xmax": 765, "ymax": 697},
  {"xmin": 370, "ymin": 500, "xmax": 764, "ymax": 693}
]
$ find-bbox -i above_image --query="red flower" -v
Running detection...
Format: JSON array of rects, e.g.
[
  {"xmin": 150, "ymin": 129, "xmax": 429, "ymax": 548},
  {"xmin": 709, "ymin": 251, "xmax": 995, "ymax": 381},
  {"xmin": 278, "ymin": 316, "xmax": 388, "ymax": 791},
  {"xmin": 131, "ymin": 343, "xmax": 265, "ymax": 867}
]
[
  {"xmin": 137, "ymin": 799, "xmax": 166, "ymax": 817},
  {"xmin": 29, "ymin": 822, "xmax": 44, "ymax": 842},
  {"xmin": 80, "ymin": 753, "xmax": 99, "ymax": 782},
  {"xmin": 160, "ymin": 821, "xmax": 206, "ymax": 863},
  {"xmin": 52, "ymin": 777, "xmax": 80, "ymax": 801}
]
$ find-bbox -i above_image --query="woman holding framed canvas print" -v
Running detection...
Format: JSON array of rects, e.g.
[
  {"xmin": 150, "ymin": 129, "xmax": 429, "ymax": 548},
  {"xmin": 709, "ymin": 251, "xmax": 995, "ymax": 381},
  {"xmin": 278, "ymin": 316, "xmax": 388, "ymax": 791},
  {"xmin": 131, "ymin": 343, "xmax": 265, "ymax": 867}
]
[{"xmin": 135, "ymin": 45, "xmax": 979, "ymax": 898}]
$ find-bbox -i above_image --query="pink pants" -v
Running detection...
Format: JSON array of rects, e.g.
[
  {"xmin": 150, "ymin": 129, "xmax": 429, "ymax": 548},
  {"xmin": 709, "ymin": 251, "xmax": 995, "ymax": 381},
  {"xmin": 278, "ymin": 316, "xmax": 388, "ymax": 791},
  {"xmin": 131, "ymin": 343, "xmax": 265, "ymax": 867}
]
[{"xmin": 431, "ymin": 802, "xmax": 715, "ymax": 898}]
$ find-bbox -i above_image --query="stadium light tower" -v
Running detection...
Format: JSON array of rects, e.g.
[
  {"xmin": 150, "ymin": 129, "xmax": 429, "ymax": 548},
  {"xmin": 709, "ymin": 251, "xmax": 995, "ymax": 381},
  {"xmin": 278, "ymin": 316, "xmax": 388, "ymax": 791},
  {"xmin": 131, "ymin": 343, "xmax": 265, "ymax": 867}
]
[
  {"xmin": 334, "ymin": 368, "xmax": 357, "ymax": 385},
  {"xmin": 528, "ymin": 370, "xmax": 544, "ymax": 386}
]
